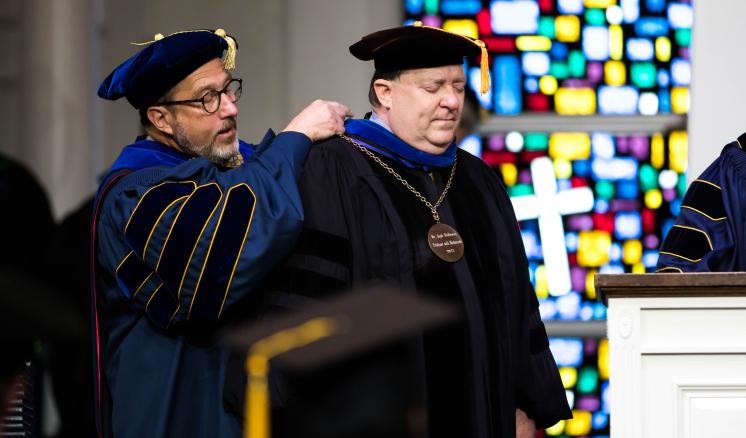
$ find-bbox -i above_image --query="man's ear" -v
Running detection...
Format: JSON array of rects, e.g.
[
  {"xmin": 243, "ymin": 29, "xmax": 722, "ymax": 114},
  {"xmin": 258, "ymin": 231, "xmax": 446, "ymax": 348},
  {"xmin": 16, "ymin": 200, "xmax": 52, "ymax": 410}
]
[
  {"xmin": 373, "ymin": 79, "xmax": 394, "ymax": 110},
  {"xmin": 147, "ymin": 106, "xmax": 174, "ymax": 136}
]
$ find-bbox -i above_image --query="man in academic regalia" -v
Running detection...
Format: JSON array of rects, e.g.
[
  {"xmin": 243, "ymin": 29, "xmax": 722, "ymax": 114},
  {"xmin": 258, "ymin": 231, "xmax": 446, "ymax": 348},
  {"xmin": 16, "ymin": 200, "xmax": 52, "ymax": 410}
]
[
  {"xmin": 230, "ymin": 23, "xmax": 571, "ymax": 438},
  {"xmin": 657, "ymin": 133, "xmax": 746, "ymax": 272},
  {"xmin": 93, "ymin": 29, "xmax": 350, "ymax": 438}
]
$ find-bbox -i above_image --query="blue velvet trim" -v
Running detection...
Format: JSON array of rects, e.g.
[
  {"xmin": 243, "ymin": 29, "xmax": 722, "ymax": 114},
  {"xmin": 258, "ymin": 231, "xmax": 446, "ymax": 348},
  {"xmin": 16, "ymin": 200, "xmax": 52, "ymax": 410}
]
[
  {"xmin": 344, "ymin": 119, "xmax": 456, "ymax": 169},
  {"xmin": 106, "ymin": 138, "xmax": 255, "ymax": 178},
  {"xmin": 156, "ymin": 184, "xmax": 222, "ymax": 298},
  {"xmin": 189, "ymin": 185, "xmax": 256, "ymax": 321}
]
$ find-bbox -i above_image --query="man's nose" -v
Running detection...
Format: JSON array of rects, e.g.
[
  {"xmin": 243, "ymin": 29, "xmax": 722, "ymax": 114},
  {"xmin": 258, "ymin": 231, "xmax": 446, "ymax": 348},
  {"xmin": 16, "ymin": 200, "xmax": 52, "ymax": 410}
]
[
  {"xmin": 441, "ymin": 90, "xmax": 461, "ymax": 109},
  {"xmin": 219, "ymin": 93, "xmax": 239, "ymax": 118}
]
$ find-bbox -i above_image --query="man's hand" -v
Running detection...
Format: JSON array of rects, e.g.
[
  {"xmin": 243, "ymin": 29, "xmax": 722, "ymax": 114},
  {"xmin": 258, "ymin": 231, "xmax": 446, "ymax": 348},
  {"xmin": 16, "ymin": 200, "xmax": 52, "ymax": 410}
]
[
  {"xmin": 282, "ymin": 99, "xmax": 353, "ymax": 142},
  {"xmin": 516, "ymin": 408, "xmax": 536, "ymax": 438}
]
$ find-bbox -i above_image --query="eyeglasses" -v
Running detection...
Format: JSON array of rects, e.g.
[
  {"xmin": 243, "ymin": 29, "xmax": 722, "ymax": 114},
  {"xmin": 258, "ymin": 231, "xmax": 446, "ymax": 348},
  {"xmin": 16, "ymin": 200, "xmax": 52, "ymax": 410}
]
[{"xmin": 158, "ymin": 78, "xmax": 242, "ymax": 114}]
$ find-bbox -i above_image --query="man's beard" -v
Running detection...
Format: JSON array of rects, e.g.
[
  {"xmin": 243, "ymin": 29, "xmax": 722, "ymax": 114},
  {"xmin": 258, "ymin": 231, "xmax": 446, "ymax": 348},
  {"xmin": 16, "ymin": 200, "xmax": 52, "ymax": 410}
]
[{"xmin": 173, "ymin": 119, "xmax": 238, "ymax": 165}]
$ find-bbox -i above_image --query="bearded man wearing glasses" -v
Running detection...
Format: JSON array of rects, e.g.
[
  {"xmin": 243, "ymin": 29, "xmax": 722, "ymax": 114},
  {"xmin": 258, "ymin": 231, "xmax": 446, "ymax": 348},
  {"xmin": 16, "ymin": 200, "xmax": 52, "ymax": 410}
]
[{"xmin": 92, "ymin": 29, "xmax": 350, "ymax": 438}]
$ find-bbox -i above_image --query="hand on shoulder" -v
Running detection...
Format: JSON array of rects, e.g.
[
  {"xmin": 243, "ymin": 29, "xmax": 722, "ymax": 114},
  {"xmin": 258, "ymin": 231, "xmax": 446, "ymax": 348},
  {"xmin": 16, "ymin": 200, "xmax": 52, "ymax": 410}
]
[{"xmin": 282, "ymin": 99, "xmax": 353, "ymax": 143}]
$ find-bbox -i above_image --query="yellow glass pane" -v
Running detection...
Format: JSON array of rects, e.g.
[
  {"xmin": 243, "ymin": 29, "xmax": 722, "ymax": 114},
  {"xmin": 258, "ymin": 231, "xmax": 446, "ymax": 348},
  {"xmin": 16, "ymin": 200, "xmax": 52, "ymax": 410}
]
[
  {"xmin": 604, "ymin": 60, "xmax": 626, "ymax": 86},
  {"xmin": 651, "ymin": 133, "xmax": 665, "ymax": 169},
  {"xmin": 516, "ymin": 35, "xmax": 552, "ymax": 51},
  {"xmin": 599, "ymin": 339, "xmax": 609, "ymax": 379},
  {"xmin": 555, "ymin": 88, "xmax": 596, "ymax": 115},
  {"xmin": 549, "ymin": 132, "xmax": 591, "ymax": 160},
  {"xmin": 671, "ymin": 87, "xmax": 690, "ymax": 114},
  {"xmin": 556, "ymin": 15, "xmax": 581, "ymax": 42},
  {"xmin": 540, "ymin": 75, "xmax": 559, "ymax": 95},
  {"xmin": 535, "ymin": 265, "xmax": 549, "ymax": 298},
  {"xmin": 656, "ymin": 36, "xmax": 672, "ymax": 62},
  {"xmin": 669, "ymin": 130, "xmax": 688, "ymax": 173},
  {"xmin": 610, "ymin": 25, "xmax": 623, "ymax": 60},
  {"xmin": 644, "ymin": 189, "xmax": 663, "ymax": 209},
  {"xmin": 622, "ymin": 240, "xmax": 643, "ymax": 265},
  {"xmin": 566, "ymin": 410, "xmax": 592, "ymax": 435},
  {"xmin": 546, "ymin": 420, "xmax": 566, "ymax": 436},
  {"xmin": 585, "ymin": 270, "xmax": 597, "ymax": 300},
  {"xmin": 560, "ymin": 367, "xmax": 578, "ymax": 389},
  {"xmin": 585, "ymin": 0, "xmax": 616, "ymax": 7},
  {"xmin": 443, "ymin": 19, "xmax": 478, "ymax": 39},
  {"xmin": 554, "ymin": 158, "xmax": 573, "ymax": 179},
  {"xmin": 500, "ymin": 162, "xmax": 518, "ymax": 186},
  {"xmin": 578, "ymin": 231, "xmax": 612, "ymax": 267}
]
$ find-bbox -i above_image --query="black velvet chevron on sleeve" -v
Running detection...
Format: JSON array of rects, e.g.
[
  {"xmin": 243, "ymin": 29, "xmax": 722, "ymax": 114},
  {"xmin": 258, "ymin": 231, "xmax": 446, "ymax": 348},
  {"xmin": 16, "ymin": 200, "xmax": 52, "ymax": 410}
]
[
  {"xmin": 681, "ymin": 180, "xmax": 726, "ymax": 220},
  {"xmin": 659, "ymin": 225, "xmax": 712, "ymax": 262}
]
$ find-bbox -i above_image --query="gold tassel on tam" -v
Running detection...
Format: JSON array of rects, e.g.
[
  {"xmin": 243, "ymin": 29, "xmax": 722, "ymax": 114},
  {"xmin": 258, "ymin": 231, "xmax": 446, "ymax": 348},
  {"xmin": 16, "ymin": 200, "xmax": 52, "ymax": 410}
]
[
  {"xmin": 214, "ymin": 28, "xmax": 237, "ymax": 70},
  {"xmin": 476, "ymin": 40, "xmax": 490, "ymax": 95}
]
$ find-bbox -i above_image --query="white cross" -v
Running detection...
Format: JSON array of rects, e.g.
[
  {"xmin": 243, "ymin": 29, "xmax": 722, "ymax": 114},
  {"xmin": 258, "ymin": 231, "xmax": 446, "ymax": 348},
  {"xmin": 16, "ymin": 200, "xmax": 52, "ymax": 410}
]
[{"xmin": 510, "ymin": 157, "xmax": 595, "ymax": 296}]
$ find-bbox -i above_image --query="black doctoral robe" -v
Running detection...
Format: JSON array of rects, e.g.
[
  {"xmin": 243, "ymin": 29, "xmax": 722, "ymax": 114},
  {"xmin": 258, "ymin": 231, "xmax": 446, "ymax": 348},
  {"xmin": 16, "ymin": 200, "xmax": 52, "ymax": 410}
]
[{"xmin": 226, "ymin": 120, "xmax": 571, "ymax": 438}]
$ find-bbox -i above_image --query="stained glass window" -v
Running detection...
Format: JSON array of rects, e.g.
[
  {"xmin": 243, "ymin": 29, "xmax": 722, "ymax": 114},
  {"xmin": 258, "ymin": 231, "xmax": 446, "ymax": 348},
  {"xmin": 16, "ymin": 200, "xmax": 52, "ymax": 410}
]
[
  {"xmin": 404, "ymin": 0, "xmax": 693, "ymax": 115},
  {"xmin": 462, "ymin": 130, "xmax": 687, "ymax": 320}
]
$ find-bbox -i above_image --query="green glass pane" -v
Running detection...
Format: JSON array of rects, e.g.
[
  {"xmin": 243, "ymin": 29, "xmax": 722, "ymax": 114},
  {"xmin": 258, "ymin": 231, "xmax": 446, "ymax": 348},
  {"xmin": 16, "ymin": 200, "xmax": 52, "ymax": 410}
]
[
  {"xmin": 424, "ymin": 0, "xmax": 439, "ymax": 15},
  {"xmin": 525, "ymin": 133, "xmax": 549, "ymax": 151},
  {"xmin": 585, "ymin": 8, "xmax": 606, "ymax": 26},
  {"xmin": 676, "ymin": 29, "xmax": 692, "ymax": 47},
  {"xmin": 551, "ymin": 62, "xmax": 569, "ymax": 79},
  {"xmin": 631, "ymin": 62, "xmax": 657, "ymax": 89},
  {"xmin": 509, "ymin": 184, "xmax": 534, "ymax": 197},
  {"xmin": 596, "ymin": 180, "xmax": 615, "ymax": 199},
  {"xmin": 539, "ymin": 16, "xmax": 555, "ymax": 39},
  {"xmin": 678, "ymin": 173, "xmax": 688, "ymax": 197},
  {"xmin": 568, "ymin": 51, "xmax": 586, "ymax": 78},
  {"xmin": 577, "ymin": 367, "xmax": 599, "ymax": 394},
  {"xmin": 639, "ymin": 164, "xmax": 658, "ymax": 191}
]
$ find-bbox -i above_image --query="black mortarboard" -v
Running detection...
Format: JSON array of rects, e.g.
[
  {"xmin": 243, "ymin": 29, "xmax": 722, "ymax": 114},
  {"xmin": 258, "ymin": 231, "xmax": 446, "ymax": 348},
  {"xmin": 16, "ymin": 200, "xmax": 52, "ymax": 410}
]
[
  {"xmin": 222, "ymin": 284, "xmax": 458, "ymax": 438},
  {"xmin": 349, "ymin": 21, "xmax": 491, "ymax": 94},
  {"xmin": 97, "ymin": 29, "xmax": 238, "ymax": 109}
]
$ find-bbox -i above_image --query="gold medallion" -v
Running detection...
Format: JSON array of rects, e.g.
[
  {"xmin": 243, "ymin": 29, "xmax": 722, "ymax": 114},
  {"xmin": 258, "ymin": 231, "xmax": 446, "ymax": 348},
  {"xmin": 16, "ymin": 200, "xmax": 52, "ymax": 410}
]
[{"xmin": 427, "ymin": 222, "xmax": 464, "ymax": 263}]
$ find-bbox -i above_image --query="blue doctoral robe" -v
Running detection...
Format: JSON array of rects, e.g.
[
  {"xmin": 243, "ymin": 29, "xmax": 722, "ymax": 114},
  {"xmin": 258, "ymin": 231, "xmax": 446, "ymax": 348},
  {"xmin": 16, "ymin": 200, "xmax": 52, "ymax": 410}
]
[
  {"xmin": 92, "ymin": 129, "xmax": 310, "ymax": 438},
  {"xmin": 657, "ymin": 133, "xmax": 746, "ymax": 272}
]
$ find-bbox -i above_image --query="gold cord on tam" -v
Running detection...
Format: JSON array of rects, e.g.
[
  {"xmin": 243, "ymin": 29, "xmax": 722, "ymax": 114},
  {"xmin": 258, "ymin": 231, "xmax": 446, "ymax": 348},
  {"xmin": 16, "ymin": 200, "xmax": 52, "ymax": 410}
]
[
  {"xmin": 244, "ymin": 317, "xmax": 340, "ymax": 438},
  {"xmin": 130, "ymin": 28, "xmax": 237, "ymax": 70},
  {"xmin": 412, "ymin": 20, "xmax": 491, "ymax": 94}
]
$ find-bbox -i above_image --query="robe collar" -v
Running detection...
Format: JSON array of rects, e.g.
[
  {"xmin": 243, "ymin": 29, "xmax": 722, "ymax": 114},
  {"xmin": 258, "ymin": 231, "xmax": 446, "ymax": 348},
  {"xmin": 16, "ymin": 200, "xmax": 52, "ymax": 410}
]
[
  {"xmin": 106, "ymin": 136, "xmax": 255, "ymax": 176},
  {"xmin": 344, "ymin": 116, "xmax": 456, "ymax": 171}
]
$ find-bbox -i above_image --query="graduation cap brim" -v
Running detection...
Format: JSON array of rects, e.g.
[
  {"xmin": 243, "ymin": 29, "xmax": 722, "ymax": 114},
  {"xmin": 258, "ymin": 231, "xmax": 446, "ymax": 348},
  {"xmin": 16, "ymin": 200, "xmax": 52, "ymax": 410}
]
[
  {"xmin": 349, "ymin": 24, "xmax": 482, "ymax": 72},
  {"xmin": 221, "ymin": 284, "xmax": 458, "ymax": 371}
]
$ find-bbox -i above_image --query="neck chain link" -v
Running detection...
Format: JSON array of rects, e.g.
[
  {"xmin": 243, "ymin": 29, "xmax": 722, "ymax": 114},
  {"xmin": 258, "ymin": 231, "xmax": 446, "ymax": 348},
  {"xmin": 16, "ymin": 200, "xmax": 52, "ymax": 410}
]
[{"xmin": 340, "ymin": 135, "xmax": 457, "ymax": 222}]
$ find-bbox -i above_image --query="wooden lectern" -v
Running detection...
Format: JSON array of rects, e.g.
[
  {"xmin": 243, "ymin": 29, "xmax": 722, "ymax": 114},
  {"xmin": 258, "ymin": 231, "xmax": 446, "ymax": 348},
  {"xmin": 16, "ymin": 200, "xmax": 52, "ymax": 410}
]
[{"xmin": 596, "ymin": 273, "xmax": 746, "ymax": 438}]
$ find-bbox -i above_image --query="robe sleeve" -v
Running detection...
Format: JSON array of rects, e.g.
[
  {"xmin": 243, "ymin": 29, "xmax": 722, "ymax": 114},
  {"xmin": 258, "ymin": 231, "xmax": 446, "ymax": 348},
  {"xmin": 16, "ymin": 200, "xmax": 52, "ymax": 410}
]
[
  {"xmin": 97, "ymin": 130, "xmax": 311, "ymax": 329},
  {"xmin": 657, "ymin": 151, "xmax": 736, "ymax": 272},
  {"xmin": 267, "ymin": 143, "xmax": 356, "ymax": 298}
]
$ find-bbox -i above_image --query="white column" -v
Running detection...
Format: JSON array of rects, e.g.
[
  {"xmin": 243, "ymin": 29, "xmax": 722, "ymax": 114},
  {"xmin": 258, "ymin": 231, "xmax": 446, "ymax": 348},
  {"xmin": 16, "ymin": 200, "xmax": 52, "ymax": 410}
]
[{"xmin": 20, "ymin": 0, "xmax": 94, "ymax": 218}]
